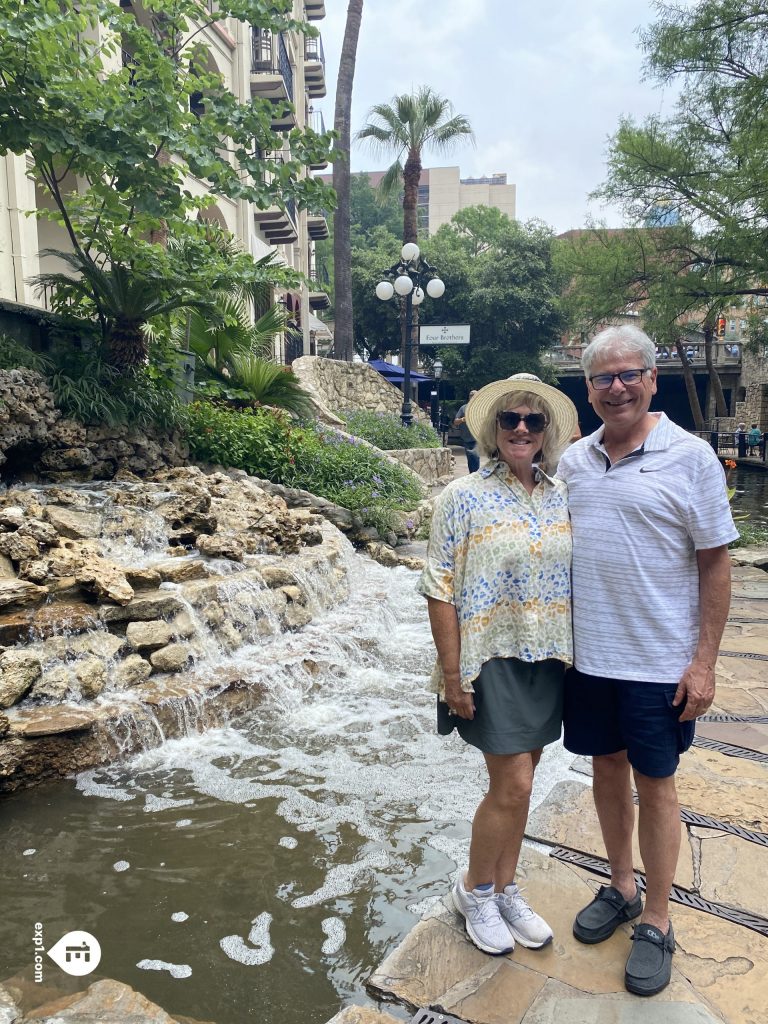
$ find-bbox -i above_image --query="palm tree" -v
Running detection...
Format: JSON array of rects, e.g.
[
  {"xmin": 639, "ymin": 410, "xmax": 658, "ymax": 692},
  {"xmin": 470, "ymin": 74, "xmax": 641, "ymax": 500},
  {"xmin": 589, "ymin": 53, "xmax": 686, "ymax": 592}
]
[
  {"xmin": 332, "ymin": 0, "xmax": 364, "ymax": 362},
  {"xmin": 356, "ymin": 86, "xmax": 474, "ymax": 245}
]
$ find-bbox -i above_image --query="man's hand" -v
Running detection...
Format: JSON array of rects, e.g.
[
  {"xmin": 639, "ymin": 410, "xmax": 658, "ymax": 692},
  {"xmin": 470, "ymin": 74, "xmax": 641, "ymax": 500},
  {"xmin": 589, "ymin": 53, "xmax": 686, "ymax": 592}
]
[
  {"xmin": 673, "ymin": 659, "xmax": 715, "ymax": 722},
  {"xmin": 444, "ymin": 678, "xmax": 475, "ymax": 719}
]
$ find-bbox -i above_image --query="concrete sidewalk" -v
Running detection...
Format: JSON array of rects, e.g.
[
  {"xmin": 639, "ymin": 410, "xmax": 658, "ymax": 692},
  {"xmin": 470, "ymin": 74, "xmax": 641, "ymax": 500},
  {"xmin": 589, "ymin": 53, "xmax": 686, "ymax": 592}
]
[{"xmin": 327, "ymin": 562, "xmax": 768, "ymax": 1024}]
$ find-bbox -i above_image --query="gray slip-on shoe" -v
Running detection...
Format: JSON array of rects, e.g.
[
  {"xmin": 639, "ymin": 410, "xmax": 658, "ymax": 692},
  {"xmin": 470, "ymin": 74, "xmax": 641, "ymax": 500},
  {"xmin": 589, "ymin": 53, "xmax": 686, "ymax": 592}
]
[
  {"xmin": 573, "ymin": 884, "xmax": 643, "ymax": 944},
  {"xmin": 625, "ymin": 921, "xmax": 675, "ymax": 996}
]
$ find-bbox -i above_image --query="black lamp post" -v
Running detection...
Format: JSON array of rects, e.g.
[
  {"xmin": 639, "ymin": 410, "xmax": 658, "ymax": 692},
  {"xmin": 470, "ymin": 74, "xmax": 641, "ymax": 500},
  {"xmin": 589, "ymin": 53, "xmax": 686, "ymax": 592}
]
[
  {"xmin": 431, "ymin": 358, "xmax": 443, "ymax": 434},
  {"xmin": 376, "ymin": 243, "xmax": 445, "ymax": 427}
]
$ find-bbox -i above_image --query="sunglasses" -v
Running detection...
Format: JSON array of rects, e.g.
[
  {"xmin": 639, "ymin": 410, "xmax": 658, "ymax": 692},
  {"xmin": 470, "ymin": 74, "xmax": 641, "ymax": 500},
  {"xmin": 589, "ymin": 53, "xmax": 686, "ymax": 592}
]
[{"xmin": 496, "ymin": 411, "xmax": 548, "ymax": 433}]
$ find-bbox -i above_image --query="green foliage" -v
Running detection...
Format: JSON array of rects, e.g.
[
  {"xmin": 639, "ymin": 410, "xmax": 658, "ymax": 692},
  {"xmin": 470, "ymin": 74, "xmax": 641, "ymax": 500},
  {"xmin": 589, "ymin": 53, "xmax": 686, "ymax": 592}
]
[
  {"xmin": 197, "ymin": 356, "xmax": 314, "ymax": 417},
  {"xmin": 0, "ymin": 0, "xmax": 333, "ymax": 370},
  {"xmin": 183, "ymin": 404, "xmax": 425, "ymax": 532},
  {"xmin": 730, "ymin": 520, "xmax": 768, "ymax": 550},
  {"xmin": 342, "ymin": 409, "xmax": 440, "ymax": 450},
  {"xmin": 0, "ymin": 334, "xmax": 179, "ymax": 427},
  {"xmin": 0, "ymin": 334, "xmax": 53, "ymax": 373}
]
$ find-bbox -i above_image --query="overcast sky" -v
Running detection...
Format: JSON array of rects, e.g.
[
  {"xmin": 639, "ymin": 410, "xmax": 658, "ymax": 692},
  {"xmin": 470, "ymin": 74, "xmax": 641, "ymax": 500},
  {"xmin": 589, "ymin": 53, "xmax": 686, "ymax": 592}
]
[{"xmin": 319, "ymin": 0, "xmax": 678, "ymax": 234}]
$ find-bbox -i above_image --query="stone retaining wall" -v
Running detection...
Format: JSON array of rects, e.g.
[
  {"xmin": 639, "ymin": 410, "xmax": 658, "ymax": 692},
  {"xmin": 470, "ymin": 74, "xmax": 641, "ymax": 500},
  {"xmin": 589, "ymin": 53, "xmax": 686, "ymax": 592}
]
[
  {"xmin": 292, "ymin": 356, "xmax": 431, "ymax": 425},
  {"xmin": 0, "ymin": 367, "xmax": 187, "ymax": 481},
  {"xmin": 386, "ymin": 446, "xmax": 453, "ymax": 484}
]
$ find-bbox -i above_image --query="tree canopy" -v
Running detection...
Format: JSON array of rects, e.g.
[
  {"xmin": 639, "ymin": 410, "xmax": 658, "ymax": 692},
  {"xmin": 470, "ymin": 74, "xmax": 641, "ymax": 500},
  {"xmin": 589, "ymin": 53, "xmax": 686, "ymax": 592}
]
[{"xmin": 0, "ymin": 0, "xmax": 334, "ymax": 366}]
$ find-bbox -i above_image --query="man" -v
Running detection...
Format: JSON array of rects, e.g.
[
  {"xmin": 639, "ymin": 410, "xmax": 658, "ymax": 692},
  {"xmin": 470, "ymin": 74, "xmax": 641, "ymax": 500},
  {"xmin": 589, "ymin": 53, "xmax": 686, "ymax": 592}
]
[
  {"xmin": 557, "ymin": 325, "xmax": 737, "ymax": 997},
  {"xmin": 454, "ymin": 390, "xmax": 479, "ymax": 472}
]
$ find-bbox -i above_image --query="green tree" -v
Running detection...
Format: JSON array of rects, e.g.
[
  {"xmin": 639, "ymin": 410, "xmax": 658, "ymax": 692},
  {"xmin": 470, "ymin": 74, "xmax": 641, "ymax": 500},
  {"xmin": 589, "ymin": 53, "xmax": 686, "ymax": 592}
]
[
  {"xmin": 0, "ymin": 0, "xmax": 334, "ymax": 369},
  {"xmin": 556, "ymin": 0, "xmax": 768, "ymax": 427},
  {"xmin": 356, "ymin": 86, "xmax": 474, "ymax": 245}
]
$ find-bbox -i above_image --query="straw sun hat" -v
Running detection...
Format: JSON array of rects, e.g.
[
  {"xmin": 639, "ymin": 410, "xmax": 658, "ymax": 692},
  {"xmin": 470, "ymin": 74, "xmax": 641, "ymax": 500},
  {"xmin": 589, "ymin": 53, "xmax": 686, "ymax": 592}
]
[{"xmin": 465, "ymin": 373, "xmax": 578, "ymax": 451}]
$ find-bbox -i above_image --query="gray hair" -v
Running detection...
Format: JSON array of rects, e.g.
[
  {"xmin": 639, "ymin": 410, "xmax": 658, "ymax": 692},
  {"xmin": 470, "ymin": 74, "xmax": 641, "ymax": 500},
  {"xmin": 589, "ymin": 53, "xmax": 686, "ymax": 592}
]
[
  {"xmin": 581, "ymin": 325, "xmax": 656, "ymax": 377},
  {"xmin": 475, "ymin": 390, "xmax": 565, "ymax": 475}
]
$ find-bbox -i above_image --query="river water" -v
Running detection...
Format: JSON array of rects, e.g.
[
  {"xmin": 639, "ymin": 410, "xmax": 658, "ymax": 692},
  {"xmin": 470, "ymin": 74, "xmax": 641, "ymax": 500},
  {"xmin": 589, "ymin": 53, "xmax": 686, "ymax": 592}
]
[
  {"xmin": 0, "ymin": 546, "xmax": 576, "ymax": 1024},
  {"xmin": 732, "ymin": 464, "xmax": 768, "ymax": 528}
]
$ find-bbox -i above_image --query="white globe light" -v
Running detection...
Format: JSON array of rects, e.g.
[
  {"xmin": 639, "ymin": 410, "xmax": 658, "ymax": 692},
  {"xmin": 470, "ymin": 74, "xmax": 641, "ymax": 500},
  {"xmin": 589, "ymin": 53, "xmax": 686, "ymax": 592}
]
[
  {"xmin": 426, "ymin": 277, "xmax": 445, "ymax": 298},
  {"xmin": 375, "ymin": 280, "xmax": 394, "ymax": 301},
  {"xmin": 394, "ymin": 274, "xmax": 414, "ymax": 296},
  {"xmin": 412, "ymin": 287, "xmax": 425, "ymax": 306},
  {"xmin": 401, "ymin": 242, "xmax": 420, "ymax": 263}
]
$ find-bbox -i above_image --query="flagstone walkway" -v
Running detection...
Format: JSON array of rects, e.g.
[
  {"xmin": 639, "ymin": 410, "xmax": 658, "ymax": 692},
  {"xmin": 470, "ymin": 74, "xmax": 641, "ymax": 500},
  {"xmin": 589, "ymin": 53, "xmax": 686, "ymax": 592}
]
[{"xmin": 328, "ymin": 562, "xmax": 768, "ymax": 1024}]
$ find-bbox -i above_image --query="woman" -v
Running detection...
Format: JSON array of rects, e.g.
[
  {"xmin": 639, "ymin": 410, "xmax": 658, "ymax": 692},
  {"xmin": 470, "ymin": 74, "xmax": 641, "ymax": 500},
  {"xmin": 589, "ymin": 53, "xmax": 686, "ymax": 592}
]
[{"xmin": 418, "ymin": 373, "xmax": 577, "ymax": 956}]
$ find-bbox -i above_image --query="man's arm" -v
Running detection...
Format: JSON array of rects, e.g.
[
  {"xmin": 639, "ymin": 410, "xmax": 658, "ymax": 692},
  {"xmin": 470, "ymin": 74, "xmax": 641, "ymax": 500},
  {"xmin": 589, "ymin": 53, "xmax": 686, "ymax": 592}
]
[
  {"xmin": 673, "ymin": 544, "xmax": 731, "ymax": 721},
  {"xmin": 426, "ymin": 597, "xmax": 475, "ymax": 719}
]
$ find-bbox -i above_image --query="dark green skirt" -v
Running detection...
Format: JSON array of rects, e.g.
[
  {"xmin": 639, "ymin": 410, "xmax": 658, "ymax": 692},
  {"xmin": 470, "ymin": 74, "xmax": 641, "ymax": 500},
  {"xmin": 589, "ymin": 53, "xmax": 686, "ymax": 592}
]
[{"xmin": 437, "ymin": 657, "xmax": 565, "ymax": 755}]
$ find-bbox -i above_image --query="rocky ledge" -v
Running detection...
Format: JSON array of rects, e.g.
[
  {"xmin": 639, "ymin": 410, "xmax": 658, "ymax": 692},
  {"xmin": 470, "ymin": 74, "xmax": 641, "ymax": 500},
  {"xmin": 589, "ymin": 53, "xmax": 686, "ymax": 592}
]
[{"xmin": 0, "ymin": 465, "xmax": 357, "ymax": 791}]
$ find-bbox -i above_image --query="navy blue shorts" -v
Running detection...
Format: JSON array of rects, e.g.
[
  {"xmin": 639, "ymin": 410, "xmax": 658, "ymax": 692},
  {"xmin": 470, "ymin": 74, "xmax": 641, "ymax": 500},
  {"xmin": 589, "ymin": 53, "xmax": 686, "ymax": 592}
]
[{"xmin": 563, "ymin": 668, "xmax": 695, "ymax": 778}]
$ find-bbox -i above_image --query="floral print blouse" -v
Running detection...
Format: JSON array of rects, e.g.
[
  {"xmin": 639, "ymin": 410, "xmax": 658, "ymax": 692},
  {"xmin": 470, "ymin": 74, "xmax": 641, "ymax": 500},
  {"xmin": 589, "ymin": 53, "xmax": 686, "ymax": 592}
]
[{"xmin": 417, "ymin": 461, "xmax": 572, "ymax": 696}]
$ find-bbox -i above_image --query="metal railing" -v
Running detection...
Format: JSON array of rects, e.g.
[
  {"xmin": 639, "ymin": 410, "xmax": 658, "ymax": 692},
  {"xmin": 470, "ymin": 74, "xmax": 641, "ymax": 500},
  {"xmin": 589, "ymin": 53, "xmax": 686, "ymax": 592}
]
[
  {"xmin": 546, "ymin": 343, "xmax": 742, "ymax": 368},
  {"xmin": 277, "ymin": 32, "xmax": 293, "ymax": 101},
  {"xmin": 691, "ymin": 430, "xmax": 768, "ymax": 460}
]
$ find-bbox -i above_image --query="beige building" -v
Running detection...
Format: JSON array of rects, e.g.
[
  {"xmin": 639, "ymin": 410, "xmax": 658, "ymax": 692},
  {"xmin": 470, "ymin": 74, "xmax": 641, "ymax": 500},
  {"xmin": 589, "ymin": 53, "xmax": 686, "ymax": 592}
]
[
  {"xmin": 0, "ymin": 0, "xmax": 330, "ymax": 361},
  {"xmin": 321, "ymin": 165, "xmax": 517, "ymax": 236}
]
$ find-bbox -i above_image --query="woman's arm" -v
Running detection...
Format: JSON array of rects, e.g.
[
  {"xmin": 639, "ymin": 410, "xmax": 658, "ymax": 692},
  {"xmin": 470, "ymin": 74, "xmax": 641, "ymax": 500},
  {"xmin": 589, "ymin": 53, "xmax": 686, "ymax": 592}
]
[{"xmin": 427, "ymin": 597, "xmax": 475, "ymax": 719}]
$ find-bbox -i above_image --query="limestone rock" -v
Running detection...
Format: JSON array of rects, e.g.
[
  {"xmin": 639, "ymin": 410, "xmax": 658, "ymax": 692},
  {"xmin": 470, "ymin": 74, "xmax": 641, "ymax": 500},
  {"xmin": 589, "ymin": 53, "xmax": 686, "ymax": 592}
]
[
  {"xmin": 75, "ymin": 657, "xmax": 107, "ymax": 699},
  {"xmin": 100, "ymin": 592, "xmax": 186, "ymax": 624},
  {"xmin": 364, "ymin": 542, "xmax": 399, "ymax": 567},
  {"xmin": 326, "ymin": 1009, "xmax": 403, "ymax": 1024},
  {"xmin": 76, "ymin": 556, "xmax": 134, "ymax": 606},
  {"xmin": 44, "ymin": 505, "xmax": 103, "ymax": 539},
  {"xmin": 23, "ymin": 977, "xmax": 179, "ymax": 1023},
  {"xmin": 0, "ymin": 577, "xmax": 49, "ymax": 609},
  {"xmin": 0, "ymin": 532, "xmax": 40, "ymax": 562},
  {"xmin": 9, "ymin": 706, "xmax": 98, "ymax": 737},
  {"xmin": 18, "ymin": 518, "xmax": 59, "ymax": 546},
  {"xmin": 0, "ymin": 651, "xmax": 43, "ymax": 708},
  {"xmin": 126, "ymin": 620, "xmax": 173, "ymax": 652},
  {"xmin": 196, "ymin": 533, "xmax": 245, "ymax": 562},
  {"xmin": 154, "ymin": 558, "xmax": 209, "ymax": 584},
  {"xmin": 125, "ymin": 567, "xmax": 162, "ymax": 590},
  {"xmin": 260, "ymin": 565, "xmax": 295, "ymax": 588},
  {"xmin": 38, "ymin": 446, "xmax": 96, "ymax": 472},
  {"xmin": 115, "ymin": 654, "xmax": 152, "ymax": 689},
  {"xmin": 18, "ymin": 559, "xmax": 51, "ymax": 585},
  {"xmin": 150, "ymin": 642, "xmax": 192, "ymax": 673},
  {"xmin": 0, "ymin": 552, "xmax": 15, "ymax": 578},
  {"xmin": 0, "ymin": 506, "xmax": 25, "ymax": 530},
  {"xmin": 30, "ymin": 666, "xmax": 73, "ymax": 703},
  {"xmin": 0, "ymin": 713, "xmax": 9, "ymax": 738}
]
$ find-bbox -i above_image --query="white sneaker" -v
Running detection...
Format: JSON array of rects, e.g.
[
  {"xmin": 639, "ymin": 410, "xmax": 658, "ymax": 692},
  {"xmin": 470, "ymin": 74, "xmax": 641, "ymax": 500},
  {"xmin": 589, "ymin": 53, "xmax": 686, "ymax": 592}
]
[
  {"xmin": 451, "ymin": 876, "xmax": 515, "ymax": 955},
  {"xmin": 496, "ymin": 883, "xmax": 553, "ymax": 948}
]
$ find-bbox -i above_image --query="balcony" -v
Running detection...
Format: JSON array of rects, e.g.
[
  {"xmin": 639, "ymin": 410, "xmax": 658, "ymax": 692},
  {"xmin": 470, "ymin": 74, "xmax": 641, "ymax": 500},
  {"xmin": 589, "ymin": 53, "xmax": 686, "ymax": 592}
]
[
  {"xmin": 254, "ymin": 203, "xmax": 298, "ymax": 245},
  {"xmin": 304, "ymin": 0, "xmax": 325, "ymax": 20},
  {"xmin": 307, "ymin": 210, "xmax": 329, "ymax": 241},
  {"xmin": 304, "ymin": 34, "xmax": 326, "ymax": 99},
  {"xmin": 308, "ymin": 255, "xmax": 331, "ymax": 309},
  {"xmin": 307, "ymin": 109, "xmax": 328, "ymax": 169},
  {"xmin": 250, "ymin": 29, "xmax": 296, "ymax": 131}
]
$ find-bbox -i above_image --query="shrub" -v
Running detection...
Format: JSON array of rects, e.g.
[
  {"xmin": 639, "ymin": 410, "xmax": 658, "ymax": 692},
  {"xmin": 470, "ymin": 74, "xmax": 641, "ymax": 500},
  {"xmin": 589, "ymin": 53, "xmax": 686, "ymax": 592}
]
[
  {"xmin": 730, "ymin": 520, "xmax": 768, "ymax": 549},
  {"xmin": 341, "ymin": 409, "xmax": 441, "ymax": 450},
  {"xmin": 183, "ymin": 404, "xmax": 424, "ymax": 533}
]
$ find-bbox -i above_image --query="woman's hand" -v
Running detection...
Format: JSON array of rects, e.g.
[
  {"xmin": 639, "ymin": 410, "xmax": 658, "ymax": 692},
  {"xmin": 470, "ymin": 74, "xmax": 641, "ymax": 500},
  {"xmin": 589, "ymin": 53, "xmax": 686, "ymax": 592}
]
[{"xmin": 444, "ymin": 678, "xmax": 475, "ymax": 720}]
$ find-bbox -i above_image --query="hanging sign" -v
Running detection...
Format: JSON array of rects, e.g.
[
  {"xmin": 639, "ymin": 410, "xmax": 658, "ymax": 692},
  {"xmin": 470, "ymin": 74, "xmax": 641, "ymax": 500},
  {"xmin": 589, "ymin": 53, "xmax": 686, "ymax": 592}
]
[{"xmin": 419, "ymin": 324, "xmax": 471, "ymax": 346}]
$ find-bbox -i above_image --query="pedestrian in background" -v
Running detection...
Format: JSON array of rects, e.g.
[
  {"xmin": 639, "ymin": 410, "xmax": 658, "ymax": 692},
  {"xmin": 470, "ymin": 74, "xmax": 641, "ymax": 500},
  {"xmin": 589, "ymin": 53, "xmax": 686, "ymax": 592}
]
[{"xmin": 453, "ymin": 390, "xmax": 479, "ymax": 472}]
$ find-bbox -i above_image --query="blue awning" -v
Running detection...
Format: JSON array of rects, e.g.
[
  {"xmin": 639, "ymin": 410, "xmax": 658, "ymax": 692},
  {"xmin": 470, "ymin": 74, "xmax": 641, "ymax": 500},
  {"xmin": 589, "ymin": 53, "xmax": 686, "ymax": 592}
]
[{"xmin": 368, "ymin": 359, "xmax": 433, "ymax": 382}]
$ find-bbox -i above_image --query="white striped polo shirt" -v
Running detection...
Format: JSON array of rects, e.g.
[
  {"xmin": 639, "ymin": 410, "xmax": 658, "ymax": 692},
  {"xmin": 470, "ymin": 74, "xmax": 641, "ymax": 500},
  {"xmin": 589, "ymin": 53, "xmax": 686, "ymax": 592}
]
[{"xmin": 557, "ymin": 412, "xmax": 738, "ymax": 684}]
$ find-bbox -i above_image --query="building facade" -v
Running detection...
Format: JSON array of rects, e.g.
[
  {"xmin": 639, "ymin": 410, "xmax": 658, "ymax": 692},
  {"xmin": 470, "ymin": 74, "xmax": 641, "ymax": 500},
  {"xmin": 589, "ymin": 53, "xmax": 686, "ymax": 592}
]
[
  {"xmin": 0, "ymin": 0, "xmax": 331, "ymax": 361},
  {"xmin": 320, "ymin": 165, "xmax": 516, "ymax": 236}
]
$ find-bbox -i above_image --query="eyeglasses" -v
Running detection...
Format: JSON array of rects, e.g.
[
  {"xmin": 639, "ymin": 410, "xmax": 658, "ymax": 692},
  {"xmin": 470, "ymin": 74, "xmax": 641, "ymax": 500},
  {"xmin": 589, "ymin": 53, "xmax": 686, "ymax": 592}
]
[
  {"xmin": 496, "ymin": 411, "xmax": 548, "ymax": 433},
  {"xmin": 588, "ymin": 368, "xmax": 650, "ymax": 390}
]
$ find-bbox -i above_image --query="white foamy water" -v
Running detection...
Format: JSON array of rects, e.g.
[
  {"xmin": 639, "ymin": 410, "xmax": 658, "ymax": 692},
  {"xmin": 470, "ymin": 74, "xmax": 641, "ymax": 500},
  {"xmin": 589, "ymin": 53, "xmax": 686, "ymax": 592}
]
[
  {"xmin": 137, "ymin": 959, "xmax": 192, "ymax": 979},
  {"xmin": 220, "ymin": 912, "xmax": 274, "ymax": 966}
]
